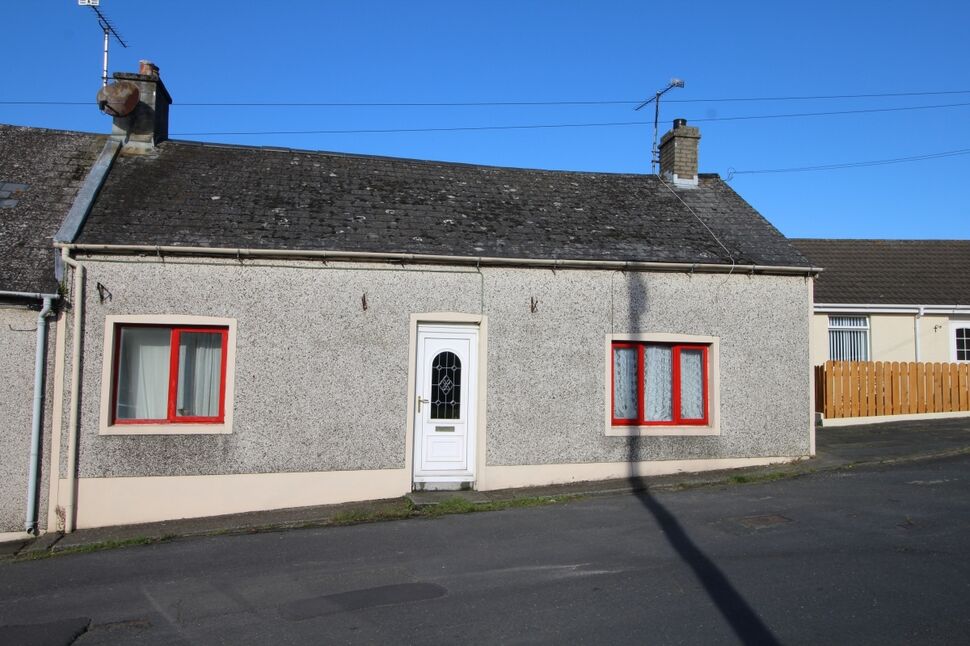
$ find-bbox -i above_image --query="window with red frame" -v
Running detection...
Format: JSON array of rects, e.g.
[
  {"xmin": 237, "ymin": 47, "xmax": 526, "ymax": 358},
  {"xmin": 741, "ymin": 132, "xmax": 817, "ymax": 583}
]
[
  {"xmin": 112, "ymin": 325, "xmax": 228, "ymax": 424},
  {"xmin": 611, "ymin": 342, "xmax": 709, "ymax": 426}
]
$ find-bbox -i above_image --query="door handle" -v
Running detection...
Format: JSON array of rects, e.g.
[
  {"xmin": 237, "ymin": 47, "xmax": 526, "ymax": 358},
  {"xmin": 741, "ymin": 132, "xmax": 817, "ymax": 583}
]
[{"xmin": 417, "ymin": 397, "xmax": 429, "ymax": 413}]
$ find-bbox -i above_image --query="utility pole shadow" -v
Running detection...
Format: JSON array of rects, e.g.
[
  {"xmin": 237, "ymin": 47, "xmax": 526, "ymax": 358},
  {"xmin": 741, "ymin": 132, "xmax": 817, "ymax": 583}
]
[{"xmin": 623, "ymin": 271, "xmax": 779, "ymax": 645}]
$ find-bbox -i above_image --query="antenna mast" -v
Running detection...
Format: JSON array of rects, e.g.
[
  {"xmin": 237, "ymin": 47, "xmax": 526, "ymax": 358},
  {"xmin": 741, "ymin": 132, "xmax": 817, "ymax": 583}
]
[
  {"xmin": 79, "ymin": 1, "xmax": 128, "ymax": 87},
  {"xmin": 635, "ymin": 78, "xmax": 685, "ymax": 174}
]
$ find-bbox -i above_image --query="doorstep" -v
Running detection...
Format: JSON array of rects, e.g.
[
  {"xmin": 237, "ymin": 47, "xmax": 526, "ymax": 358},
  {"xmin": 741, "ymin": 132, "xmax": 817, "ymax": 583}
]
[{"xmin": 406, "ymin": 490, "xmax": 492, "ymax": 509}]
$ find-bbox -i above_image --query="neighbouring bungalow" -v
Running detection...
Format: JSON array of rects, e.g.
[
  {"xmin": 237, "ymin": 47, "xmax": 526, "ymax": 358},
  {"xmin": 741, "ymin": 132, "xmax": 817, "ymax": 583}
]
[
  {"xmin": 4, "ymin": 63, "xmax": 819, "ymax": 532},
  {"xmin": 792, "ymin": 239, "xmax": 970, "ymax": 365}
]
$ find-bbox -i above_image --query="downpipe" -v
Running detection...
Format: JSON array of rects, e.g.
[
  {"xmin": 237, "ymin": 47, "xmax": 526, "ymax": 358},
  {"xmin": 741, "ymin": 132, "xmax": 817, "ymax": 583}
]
[
  {"xmin": 25, "ymin": 296, "xmax": 55, "ymax": 534},
  {"xmin": 915, "ymin": 306, "xmax": 924, "ymax": 363},
  {"xmin": 61, "ymin": 250, "xmax": 84, "ymax": 533}
]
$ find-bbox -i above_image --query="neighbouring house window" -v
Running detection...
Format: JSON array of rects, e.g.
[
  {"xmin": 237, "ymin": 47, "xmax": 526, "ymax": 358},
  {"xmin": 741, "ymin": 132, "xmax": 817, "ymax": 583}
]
[
  {"xmin": 828, "ymin": 315, "xmax": 870, "ymax": 361},
  {"xmin": 113, "ymin": 325, "xmax": 228, "ymax": 424},
  {"xmin": 611, "ymin": 342, "xmax": 709, "ymax": 426},
  {"xmin": 956, "ymin": 326, "xmax": 969, "ymax": 361}
]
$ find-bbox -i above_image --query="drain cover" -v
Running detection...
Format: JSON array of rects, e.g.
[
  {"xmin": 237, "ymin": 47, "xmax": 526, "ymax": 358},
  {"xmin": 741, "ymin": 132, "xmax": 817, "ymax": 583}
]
[{"xmin": 737, "ymin": 514, "xmax": 792, "ymax": 530}]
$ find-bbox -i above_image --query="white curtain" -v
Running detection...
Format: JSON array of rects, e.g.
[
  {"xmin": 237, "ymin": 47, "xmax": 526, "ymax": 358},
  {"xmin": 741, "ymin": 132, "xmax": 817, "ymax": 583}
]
[
  {"xmin": 644, "ymin": 346, "xmax": 673, "ymax": 421},
  {"xmin": 613, "ymin": 347, "xmax": 638, "ymax": 419},
  {"xmin": 116, "ymin": 327, "xmax": 170, "ymax": 420},
  {"xmin": 680, "ymin": 349, "xmax": 704, "ymax": 419},
  {"xmin": 177, "ymin": 332, "xmax": 223, "ymax": 417}
]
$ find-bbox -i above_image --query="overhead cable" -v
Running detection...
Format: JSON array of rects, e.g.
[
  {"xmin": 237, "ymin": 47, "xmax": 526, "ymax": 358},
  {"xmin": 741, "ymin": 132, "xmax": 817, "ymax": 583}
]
[
  {"xmin": 170, "ymin": 101, "xmax": 970, "ymax": 136},
  {"xmin": 729, "ymin": 147, "xmax": 970, "ymax": 176},
  {"xmin": 4, "ymin": 88, "xmax": 970, "ymax": 107}
]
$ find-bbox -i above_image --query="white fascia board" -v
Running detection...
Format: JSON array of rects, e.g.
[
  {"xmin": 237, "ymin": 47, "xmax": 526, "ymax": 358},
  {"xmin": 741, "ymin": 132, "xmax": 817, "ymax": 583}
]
[{"xmin": 815, "ymin": 303, "xmax": 970, "ymax": 315}]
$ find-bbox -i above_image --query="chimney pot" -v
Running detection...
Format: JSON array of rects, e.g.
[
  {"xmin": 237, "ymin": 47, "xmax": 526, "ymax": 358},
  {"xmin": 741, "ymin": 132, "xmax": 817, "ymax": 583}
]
[
  {"xmin": 138, "ymin": 60, "xmax": 160, "ymax": 77},
  {"xmin": 659, "ymin": 117, "xmax": 701, "ymax": 187}
]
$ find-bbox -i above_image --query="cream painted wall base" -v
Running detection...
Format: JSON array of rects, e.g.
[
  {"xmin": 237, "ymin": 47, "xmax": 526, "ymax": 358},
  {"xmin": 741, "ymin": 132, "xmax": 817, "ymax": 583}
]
[
  {"xmin": 480, "ymin": 456, "xmax": 797, "ymax": 491},
  {"xmin": 0, "ymin": 530, "xmax": 37, "ymax": 543},
  {"xmin": 66, "ymin": 469, "xmax": 411, "ymax": 529},
  {"xmin": 820, "ymin": 410, "xmax": 970, "ymax": 428},
  {"xmin": 65, "ymin": 457, "xmax": 804, "ymax": 530}
]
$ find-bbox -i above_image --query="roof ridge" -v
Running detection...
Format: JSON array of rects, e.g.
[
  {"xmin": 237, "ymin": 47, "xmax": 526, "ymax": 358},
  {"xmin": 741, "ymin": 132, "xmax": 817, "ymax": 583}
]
[
  {"xmin": 164, "ymin": 138, "xmax": 723, "ymax": 179},
  {"xmin": 0, "ymin": 123, "xmax": 106, "ymax": 139}
]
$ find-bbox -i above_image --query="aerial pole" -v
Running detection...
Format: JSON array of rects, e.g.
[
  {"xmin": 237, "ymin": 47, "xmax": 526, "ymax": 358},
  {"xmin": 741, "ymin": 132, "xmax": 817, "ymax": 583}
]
[
  {"xmin": 635, "ymin": 78, "xmax": 686, "ymax": 174},
  {"xmin": 78, "ymin": 1, "xmax": 128, "ymax": 87}
]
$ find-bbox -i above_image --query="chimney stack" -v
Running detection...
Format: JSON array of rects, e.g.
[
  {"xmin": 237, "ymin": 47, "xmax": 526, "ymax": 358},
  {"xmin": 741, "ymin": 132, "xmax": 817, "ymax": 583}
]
[
  {"xmin": 658, "ymin": 118, "xmax": 700, "ymax": 187},
  {"xmin": 98, "ymin": 60, "xmax": 172, "ymax": 153}
]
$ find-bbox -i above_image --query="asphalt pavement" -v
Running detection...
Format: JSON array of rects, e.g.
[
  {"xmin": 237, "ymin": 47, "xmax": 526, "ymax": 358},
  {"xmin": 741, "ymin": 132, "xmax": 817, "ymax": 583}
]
[
  {"xmin": 0, "ymin": 432, "xmax": 968, "ymax": 644},
  {"xmin": 8, "ymin": 415, "xmax": 970, "ymax": 559}
]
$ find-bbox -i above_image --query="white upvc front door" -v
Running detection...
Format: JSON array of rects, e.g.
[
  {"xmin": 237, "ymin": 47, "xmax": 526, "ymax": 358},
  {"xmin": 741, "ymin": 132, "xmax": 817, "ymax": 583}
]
[{"xmin": 413, "ymin": 324, "xmax": 478, "ymax": 486}]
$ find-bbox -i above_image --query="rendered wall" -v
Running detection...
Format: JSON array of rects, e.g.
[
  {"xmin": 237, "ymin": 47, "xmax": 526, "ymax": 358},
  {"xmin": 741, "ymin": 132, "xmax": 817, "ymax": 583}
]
[
  {"xmin": 870, "ymin": 314, "xmax": 918, "ymax": 362},
  {"xmin": 811, "ymin": 314, "xmax": 829, "ymax": 366},
  {"xmin": 925, "ymin": 315, "xmax": 960, "ymax": 361},
  {"xmin": 69, "ymin": 256, "xmax": 812, "ymax": 482},
  {"xmin": 0, "ymin": 306, "xmax": 54, "ymax": 533},
  {"xmin": 812, "ymin": 312, "xmax": 957, "ymax": 365}
]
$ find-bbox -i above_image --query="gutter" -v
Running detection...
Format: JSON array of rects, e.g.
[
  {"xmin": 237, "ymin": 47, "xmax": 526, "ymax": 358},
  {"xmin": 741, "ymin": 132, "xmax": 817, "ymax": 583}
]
[
  {"xmin": 814, "ymin": 303, "xmax": 970, "ymax": 315},
  {"xmin": 915, "ymin": 306, "xmax": 924, "ymax": 363},
  {"xmin": 55, "ymin": 243, "xmax": 822, "ymax": 277},
  {"xmin": 0, "ymin": 290, "xmax": 61, "ymax": 301}
]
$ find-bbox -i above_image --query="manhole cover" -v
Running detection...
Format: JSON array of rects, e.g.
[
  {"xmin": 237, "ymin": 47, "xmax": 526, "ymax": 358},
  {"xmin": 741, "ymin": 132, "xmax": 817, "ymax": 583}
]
[{"xmin": 737, "ymin": 514, "xmax": 792, "ymax": 530}]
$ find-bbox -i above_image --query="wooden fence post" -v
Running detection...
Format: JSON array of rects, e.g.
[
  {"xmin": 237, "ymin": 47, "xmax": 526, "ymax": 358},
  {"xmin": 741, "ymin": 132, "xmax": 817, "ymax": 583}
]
[
  {"xmin": 933, "ymin": 363, "xmax": 943, "ymax": 413},
  {"xmin": 825, "ymin": 362, "xmax": 832, "ymax": 418}
]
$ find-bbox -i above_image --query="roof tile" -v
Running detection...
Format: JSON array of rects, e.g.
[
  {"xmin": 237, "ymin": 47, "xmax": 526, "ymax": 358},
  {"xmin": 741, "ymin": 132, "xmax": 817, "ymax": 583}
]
[
  {"xmin": 0, "ymin": 125, "xmax": 105, "ymax": 293},
  {"xmin": 792, "ymin": 239, "xmax": 970, "ymax": 305},
  {"xmin": 78, "ymin": 141, "xmax": 807, "ymax": 267}
]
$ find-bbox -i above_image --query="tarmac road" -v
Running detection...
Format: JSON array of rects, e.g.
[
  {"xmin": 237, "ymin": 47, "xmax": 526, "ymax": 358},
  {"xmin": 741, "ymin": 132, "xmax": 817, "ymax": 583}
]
[{"xmin": 1, "ymin": 453, "xmax": 969, "ymax": 645}]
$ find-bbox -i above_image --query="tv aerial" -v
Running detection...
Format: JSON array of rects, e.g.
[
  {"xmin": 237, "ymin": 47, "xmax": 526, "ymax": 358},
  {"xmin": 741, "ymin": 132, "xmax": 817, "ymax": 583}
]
[
  {"xmin": 635, "ymin": 78, "xmax": 685, "ymax": 174},
  {"xmin": 78, "ymin": 1, "xmax": 129, "ymax": 87}
]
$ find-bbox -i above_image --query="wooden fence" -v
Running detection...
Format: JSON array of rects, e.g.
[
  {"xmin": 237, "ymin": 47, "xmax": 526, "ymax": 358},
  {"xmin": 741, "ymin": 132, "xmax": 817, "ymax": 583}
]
[{"xmin": 815, "ymin": 361, "xmax": 970, "ymax": 419}]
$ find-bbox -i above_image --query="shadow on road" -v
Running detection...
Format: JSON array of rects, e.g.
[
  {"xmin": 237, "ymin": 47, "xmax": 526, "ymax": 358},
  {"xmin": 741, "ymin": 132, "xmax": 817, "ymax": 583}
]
[{"xmin": 622, "ymin": 270, "xmax": 779, "ymax": 645}]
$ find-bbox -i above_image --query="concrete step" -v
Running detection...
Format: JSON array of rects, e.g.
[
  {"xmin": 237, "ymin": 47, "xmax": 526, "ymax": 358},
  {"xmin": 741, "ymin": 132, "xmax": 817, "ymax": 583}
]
[{"xmin": 406, "ymin": 490, "xmax": 492, "ymax": 509}]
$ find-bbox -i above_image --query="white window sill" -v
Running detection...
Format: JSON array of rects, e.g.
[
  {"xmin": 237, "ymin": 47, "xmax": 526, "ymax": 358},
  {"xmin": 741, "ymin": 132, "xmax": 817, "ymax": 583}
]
[
  {"xmin": 100, "ymin": 423, "xmax": 232, "ymax": 436},
  {"xmin": 606, "ymin": 425, "xmax": 720, "ymax": 437}
]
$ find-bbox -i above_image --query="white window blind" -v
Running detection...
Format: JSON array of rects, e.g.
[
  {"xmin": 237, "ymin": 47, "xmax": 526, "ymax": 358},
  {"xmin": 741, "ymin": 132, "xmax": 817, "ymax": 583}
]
[{"xmin": 828, "ymin": 316, "xmax": 870, "ymax": 361}]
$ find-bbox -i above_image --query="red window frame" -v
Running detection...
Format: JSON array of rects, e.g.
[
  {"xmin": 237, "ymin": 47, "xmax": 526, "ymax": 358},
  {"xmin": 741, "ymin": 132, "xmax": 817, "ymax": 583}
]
[
  {"xmin": 611, "ymin": 342, "xmax": 709, "ymax": 426},
  {"xmin": 111, "ymin": 324, "xmax": 229, "ymax": 425}
]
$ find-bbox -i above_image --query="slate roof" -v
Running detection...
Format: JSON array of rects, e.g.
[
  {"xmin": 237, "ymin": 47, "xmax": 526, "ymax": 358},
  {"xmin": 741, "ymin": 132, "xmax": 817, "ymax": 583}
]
[
  {"xmin": 0, "ymin": 125, "xmax": 106, "ymax": 294},
  {"xmin": 77, "ymin": 140, "xmax": 809, "ymax": 267},
  {"xmin": 791, "ymin": 239, "xmax": 970, "ymax": 306}
]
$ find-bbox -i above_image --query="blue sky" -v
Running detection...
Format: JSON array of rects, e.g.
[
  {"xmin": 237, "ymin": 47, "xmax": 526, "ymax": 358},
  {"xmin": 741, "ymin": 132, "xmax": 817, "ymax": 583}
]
[{"xmin": 3, "ymin": 1, "xmax": 969, "ymax": 239}]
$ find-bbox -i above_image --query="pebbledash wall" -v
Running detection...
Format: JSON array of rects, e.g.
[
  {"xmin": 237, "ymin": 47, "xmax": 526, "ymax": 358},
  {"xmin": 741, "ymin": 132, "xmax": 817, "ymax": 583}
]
[
  {"xmin": 0, "ymin": 306, "xmax": 56, "ymax": 535},
  {"xmin": 59, "ymin": 255, "xmax": 813, "ymax": 528}
]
